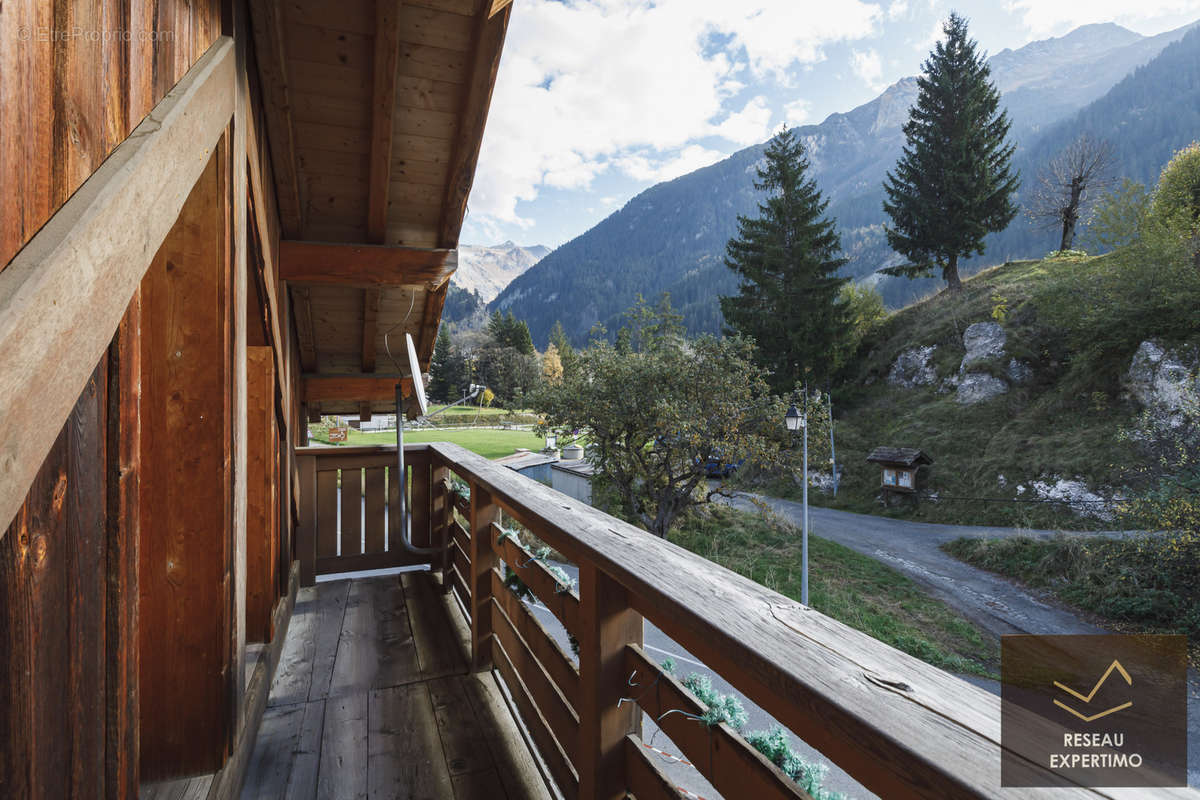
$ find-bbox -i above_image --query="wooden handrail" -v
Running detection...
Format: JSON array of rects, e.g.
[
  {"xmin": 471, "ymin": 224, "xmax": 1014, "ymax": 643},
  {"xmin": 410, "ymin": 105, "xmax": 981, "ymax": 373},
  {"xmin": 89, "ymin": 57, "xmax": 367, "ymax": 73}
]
[{"xmin": 422, "ymin": 441, "xmax": 1134, "ymax": 800}]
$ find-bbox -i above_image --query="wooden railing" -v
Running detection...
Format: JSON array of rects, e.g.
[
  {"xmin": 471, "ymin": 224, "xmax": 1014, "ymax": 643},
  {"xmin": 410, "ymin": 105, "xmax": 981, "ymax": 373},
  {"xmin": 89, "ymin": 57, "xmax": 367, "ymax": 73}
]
[
  {"xmin": 295, "ymin": 445, "xmax": 450, "ymax": 582},
  {"xmin": 300, "ymin": 442, "xmax": 1140, "ymax": 800}
]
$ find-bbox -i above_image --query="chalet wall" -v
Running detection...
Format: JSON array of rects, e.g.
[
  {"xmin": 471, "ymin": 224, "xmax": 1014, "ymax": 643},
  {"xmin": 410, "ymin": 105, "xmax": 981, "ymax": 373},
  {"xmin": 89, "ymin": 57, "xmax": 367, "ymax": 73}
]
[
  {"xmin": 137, "ymin": 140, "xmax": 235, "ymax": 780},
  {"xmin": 0, "ymin": 308, "xmax": 140, "ymax": 799},
  {"xmin": 0, "ymin": 0, "xmax": 224, "ymax": 270}
]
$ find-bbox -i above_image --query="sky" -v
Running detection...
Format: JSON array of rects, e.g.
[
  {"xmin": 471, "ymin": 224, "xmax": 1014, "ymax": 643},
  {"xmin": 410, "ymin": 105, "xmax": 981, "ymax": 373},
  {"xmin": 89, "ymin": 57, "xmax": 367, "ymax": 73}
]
[{"xmin": 458, "ymin": 0, "xmax": 1200, "ymax": 250}]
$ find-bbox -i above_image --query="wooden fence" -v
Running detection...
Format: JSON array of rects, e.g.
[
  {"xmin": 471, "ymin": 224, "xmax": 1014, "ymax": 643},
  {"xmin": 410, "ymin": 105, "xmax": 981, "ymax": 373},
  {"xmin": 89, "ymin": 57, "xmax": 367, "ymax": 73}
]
[{"xmin": 300, "ymin": 442, "xmax": 1149, "ymax": 800}]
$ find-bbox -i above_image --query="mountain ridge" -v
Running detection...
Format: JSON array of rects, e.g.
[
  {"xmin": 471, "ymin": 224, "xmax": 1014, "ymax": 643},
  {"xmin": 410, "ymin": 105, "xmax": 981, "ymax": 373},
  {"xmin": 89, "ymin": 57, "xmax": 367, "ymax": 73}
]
[{"xmin": 491, "ymin": 18, "xmax": 1200, "ymax": 347}]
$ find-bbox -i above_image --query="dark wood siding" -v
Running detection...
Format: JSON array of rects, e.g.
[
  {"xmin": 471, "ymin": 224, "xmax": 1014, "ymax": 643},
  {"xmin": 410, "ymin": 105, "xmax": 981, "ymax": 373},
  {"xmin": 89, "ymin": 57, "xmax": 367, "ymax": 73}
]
[{"xmin": 0, "ymin": 0, "xmax": 224, "ymax": 270}]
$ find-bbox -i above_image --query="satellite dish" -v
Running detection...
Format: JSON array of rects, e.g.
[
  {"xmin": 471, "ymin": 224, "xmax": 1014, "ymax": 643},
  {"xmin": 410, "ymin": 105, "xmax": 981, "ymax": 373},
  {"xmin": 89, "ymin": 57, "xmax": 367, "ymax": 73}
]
[{"xmin": 405, "ymin": 332, "xmax": 429, "ymax": 417}]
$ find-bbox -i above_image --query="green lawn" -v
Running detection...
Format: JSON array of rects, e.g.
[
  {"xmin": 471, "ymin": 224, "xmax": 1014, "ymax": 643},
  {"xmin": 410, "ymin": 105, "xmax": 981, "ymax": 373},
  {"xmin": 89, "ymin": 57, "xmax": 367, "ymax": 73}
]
[
  {"xmin": 671, "ymin": 504, "xmax": 1000, "ymax": 677},
  {"xmin": 309, "ymin": 425, "xmax": 544, "ymax": 460}
]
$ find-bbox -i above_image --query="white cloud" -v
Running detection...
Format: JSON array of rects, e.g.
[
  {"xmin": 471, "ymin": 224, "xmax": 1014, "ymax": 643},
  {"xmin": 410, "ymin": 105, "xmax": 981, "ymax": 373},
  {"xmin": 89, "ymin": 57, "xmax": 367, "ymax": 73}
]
[
  {"xmin": 887, "ymin": 0, "xmax": 909, "ymax": 19},
  {"xmin": 783, "ymin": 98, "xmax": 814, "ymax": 127},
  {"xmin": 711, "ymin": 95, "xmax": 774, "ymax": 145},
  {"xmin": 851, "ymin": 48, "xmax": 886, "ymax": 90},
  {"xmin": 1006, "ymin": 0, "xmax": 1200, "ymax": 36},
  {"xmin": 467, "ymin": 0, "xmax": 882, "ymax": 229},
  {"xmin": 615, "ymin": 145, "xmax": 727, "ymax": 182}
]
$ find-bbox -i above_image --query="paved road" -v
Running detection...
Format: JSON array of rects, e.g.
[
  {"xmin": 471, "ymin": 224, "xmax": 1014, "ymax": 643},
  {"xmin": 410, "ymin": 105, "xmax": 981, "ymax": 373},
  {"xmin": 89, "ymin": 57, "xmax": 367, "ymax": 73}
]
[
  {"xmin": 725, "ymin": 493, "xmax": 1110, "ymax": 639},
  {"xmin": 725, "ymin": 494, "xmax": 1199, "ymax": 791}
]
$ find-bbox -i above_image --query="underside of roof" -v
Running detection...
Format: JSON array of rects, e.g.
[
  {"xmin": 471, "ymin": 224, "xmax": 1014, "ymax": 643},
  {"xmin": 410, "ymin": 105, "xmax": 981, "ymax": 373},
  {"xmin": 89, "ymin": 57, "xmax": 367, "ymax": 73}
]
[{"xmin": 249, "ymin": 0, "xmax": 511, "ymax": 417}]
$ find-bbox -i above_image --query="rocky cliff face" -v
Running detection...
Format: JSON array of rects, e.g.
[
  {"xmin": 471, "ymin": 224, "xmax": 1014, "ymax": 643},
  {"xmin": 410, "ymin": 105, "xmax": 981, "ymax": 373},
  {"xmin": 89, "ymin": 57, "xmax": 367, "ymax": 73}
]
[{"xmin": 453, "ymin": 242, "xmax": 550, "ymax": 304}]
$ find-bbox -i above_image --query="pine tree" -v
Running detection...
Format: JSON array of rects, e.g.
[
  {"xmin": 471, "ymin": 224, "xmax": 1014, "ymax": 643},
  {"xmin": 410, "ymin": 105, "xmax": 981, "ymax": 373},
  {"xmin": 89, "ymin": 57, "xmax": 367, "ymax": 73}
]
[
  {"xmin": 882, "ymin": 12, "xmax": 1019, "ymax": 291},
  {"xmin": 548, "ymin": 320, "xmax": 578, "ymax": 376},
  {"xmin": 720, "ymin": 126, "xmax": 849, "ymax": 392},
  {"xmin": 428, "ymin": 327, "xmax": 456, "ymax": 402}
]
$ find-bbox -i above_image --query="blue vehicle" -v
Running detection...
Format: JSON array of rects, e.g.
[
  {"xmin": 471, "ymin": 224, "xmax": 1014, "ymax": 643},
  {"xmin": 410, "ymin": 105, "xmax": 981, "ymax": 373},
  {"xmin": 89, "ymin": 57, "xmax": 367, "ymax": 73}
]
[{"xmin": 703, "ymin": 454, "xmax": 744, "ymax": 478}]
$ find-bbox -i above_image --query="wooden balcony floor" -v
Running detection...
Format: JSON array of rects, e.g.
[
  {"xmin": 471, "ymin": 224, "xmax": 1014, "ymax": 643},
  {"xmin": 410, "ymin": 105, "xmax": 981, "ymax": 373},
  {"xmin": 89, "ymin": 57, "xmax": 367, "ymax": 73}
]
[{"xmin": 240, "ymin": 571, "xmax": 553, "ymax": 800}]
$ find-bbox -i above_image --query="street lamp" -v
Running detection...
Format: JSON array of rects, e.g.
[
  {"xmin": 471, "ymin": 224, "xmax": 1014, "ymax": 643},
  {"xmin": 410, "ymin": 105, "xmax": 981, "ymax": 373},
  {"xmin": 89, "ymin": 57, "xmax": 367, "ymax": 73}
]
[{"xmin": 785, "ymin": 403, "xmax": 810, "ymax": 605}]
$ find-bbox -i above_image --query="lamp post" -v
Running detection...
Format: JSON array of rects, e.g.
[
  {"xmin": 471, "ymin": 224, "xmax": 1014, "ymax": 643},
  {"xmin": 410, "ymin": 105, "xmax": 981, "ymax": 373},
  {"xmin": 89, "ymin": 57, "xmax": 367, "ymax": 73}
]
[{"xmin": 785, "ymin": 404, "xmax": 808, "ymax": 605}]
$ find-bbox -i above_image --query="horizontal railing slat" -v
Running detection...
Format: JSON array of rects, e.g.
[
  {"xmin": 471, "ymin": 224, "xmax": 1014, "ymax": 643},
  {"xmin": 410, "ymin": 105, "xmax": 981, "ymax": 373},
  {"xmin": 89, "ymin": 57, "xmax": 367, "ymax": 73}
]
[
  {"xmin": 625, "ymin": 644, "xmax": 809, "ymax": 800},
  {"xmin": 623, "ymin": 735, "xmax": 685, "ymax": 800},
  {"xmin": 492, "ymin": 634, "xmax": 579, "ymax": 800},
  {"xmin": 491, "ymin": 524, "xmax": 580, "ymax": 636},
  {"xmin": 491, "ymin": 593, "xmax": 579, "ymax": 763},
  {"xmin": 449, "ymin": 563, "xmax": 470, "ymax": 607},
  {"xmin": 491, "ymin": 570, "xmax": 580, "ymax": 709}
]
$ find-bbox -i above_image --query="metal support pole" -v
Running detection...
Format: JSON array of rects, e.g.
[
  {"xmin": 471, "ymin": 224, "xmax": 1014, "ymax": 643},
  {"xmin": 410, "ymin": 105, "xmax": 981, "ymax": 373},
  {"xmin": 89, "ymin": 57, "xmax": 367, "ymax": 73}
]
[
  {"xmin": 802, "ymin": 389, "xmax": 809, "ymax": 606},
  {"xmin": 828, "ymin": 390, "xmax": 838, "ymax": 497}
]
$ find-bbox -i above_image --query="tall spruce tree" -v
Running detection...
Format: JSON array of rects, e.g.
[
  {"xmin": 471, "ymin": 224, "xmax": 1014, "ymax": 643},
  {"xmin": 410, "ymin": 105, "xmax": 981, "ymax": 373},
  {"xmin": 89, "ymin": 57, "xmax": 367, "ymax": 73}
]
[
  {"xmin": 882, "ymin": 12, "xmax": 1019, "ymax": 291},
  {"xmin": 720, "ymin": 126, "xmax": 848, "ymax": 392}
]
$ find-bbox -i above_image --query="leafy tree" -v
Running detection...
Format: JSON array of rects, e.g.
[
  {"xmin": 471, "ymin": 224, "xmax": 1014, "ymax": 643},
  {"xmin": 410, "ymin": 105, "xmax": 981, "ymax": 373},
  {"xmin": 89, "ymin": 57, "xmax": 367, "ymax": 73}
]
[
  {"xmin": 835, "ymin": 283, "xmax": 888, "ymax": 369},
  {"xmin": 542, "ymin": 344, "xmax": 564, "ymax": 384},
  {"xmin": 1025, "ymin": 133, "xmax": 1116, "ymax": 251},
  {"xmin": 533, "ymin": 299, "xmax": 785, "ymax": 538},
  {"xmin": 1086, "ymin": 179, "xmax": 1152, "ymax": 251},
  {"xmin": 882, "ymin": 12, "xmax": 1019, "ymax": 291},
  {"xmin": 721, "ymin": 126, "xmax": 849, "ymax": 392},
  {"xmin": 1150, "ymin": 141, "xmax": 1200, "ymax": 269}
]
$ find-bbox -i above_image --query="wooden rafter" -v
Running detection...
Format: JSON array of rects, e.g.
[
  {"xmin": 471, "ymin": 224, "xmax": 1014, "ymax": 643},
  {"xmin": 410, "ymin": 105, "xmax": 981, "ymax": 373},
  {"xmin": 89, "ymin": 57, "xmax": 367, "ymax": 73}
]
[
  {"xmin": 365, "ymin": 1, "xmax": 404, "ymax": 374},
  {"xmin": 289, "ymin": 285, "xmax": 318, "ymax": 372},
  {"xmin": 280, "ymin": 240, "xmax": 457, "ymax": 286},
  {"xmin": 415, "ymin": 281, "xmax": 449, "ymax": 371},
  {"xmin": 247, "ymin": 0, "xmax": 303, "ymax": 237},
  {"xmin": 367, "ymin": 0, "xmax": 402, "ymax": 243},
  {"xmin": 437, "ymin": 0, "xmax": 512, "ymax": 249}
]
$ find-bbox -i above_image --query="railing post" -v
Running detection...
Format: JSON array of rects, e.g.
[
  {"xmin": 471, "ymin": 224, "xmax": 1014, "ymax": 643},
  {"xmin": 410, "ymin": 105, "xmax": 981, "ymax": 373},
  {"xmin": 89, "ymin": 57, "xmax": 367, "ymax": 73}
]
[
  {"xmin": 577, "ymin": 562, "xmax": 643, "ymax": 800},
  {"xmin": 467, "ymin": 484, "xmax": 499, "ymax": 671},
  {"xmin": 432, "ymin": 461, "xmax": 451, "ymax": 592},
  {"xmin": 410, "ymin": 449, "xmax": 432, "ymax": 548},
  {"xmin": 297, "ymin": 454, "xmax": 316, "ymax": 586}
]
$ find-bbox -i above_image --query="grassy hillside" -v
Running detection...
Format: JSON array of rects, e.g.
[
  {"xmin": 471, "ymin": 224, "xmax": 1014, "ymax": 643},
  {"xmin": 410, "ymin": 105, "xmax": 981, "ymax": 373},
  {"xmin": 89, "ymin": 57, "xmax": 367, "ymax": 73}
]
[{"xmin": 756, "ymin": 248, "xmax": 1199, "ymax": 529}]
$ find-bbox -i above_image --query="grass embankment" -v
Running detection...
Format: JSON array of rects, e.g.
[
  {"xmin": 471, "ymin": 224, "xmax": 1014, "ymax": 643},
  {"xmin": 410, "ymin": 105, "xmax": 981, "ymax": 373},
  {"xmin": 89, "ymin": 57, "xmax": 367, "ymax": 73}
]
[
  {"xmin": 671, "ymin": 504, "xmax": 999, "ymax": 677},
  {"xmin": 308, "ymin": 425, "xmax": 544, "ymax": 459},
  {"xmin": 944, "ymin": 533, "xmax": 1200, "ymax": 664},
  {"xmin": 750, "ymin": 249, "xmax": 1199, "ymax": 529}
]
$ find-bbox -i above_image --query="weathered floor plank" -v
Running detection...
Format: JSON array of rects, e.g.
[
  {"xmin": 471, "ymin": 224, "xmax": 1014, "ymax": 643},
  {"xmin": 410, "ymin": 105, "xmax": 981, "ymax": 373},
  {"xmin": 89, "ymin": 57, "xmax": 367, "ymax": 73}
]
[
  {"xmin": 305, "ymin": 581, "xmax": 353, "ymax": 704},
  {"xmin": 317, "ymin": 693, "xmax": 368, "ymax": 800},
  {"xmin": 140, "ymin": 773, "xmax": 214, "ymax": 800},
  {"xmin": 240, "ymin": 704, "xmax": 305, "ymax": 799},
  {"xmin": 428, "ymin": 676, "xmax": 497, "ymax": 777},
  {"xmin": 238, "ymin": 572, "xmax": 552, "ymax": 800},
  {"xmin": 461, "ymin": 672, "xmax": 555, "ymax": 800},
  {"xmin": 402, "ymin": 571, "xmax": 468, "ymax": 680},
  {"xmin": 328, "ymin": 577, "xmax": 419, "ymax": 697},
  {"xmin": 368, "ymin": 683, "xmax": 454, "ymax": 798}
]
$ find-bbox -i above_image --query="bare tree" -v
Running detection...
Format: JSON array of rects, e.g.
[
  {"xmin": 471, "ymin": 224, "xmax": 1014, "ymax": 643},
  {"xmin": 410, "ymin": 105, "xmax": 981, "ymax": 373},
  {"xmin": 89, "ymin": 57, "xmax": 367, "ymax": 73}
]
[{"xmin": 1026, "ymin": 134, "xmax": 1117, "ymax": 251}]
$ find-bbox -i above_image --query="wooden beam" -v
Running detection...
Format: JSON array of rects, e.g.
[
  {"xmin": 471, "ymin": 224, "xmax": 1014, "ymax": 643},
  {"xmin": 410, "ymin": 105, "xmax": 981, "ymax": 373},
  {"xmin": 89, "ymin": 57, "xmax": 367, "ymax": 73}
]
[
  {"xmin": 289, "ymin": 285, "xmax": 318, "ymax": 372},
  {"xmin": 438, "ymin": 0, "xmax": 511, "ymax": 249},
  {"xmin": 415, "ymin": 281, "xmax": 448, "ymax": 371},
  {"xmin": 280, "ymin": 240, "xmax": 457, "ymax": 287},
  {"xmin": 368, "ymin": 0, "xmax": 403, "ymax": 243},
  {"xmin": 0, "ymin": 38, "xmax": 235, "ymax": 538},
  {"xmin": 303, "ymin": 375, "xmax": 412, "ymax": 405},
  {"xmin": 247, "ymin": 0, "xmax": 303, "ymax": 236},
  {"xmin": 362, "ymin": 288, "xmax": 381, "ymax": 372}
]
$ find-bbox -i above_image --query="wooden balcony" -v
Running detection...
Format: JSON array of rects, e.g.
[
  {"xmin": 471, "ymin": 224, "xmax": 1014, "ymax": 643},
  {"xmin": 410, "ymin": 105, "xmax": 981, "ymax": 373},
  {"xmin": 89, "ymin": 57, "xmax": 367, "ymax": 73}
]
[{"xmin": 226, "ymin": 441, "xmax": 1148, "ymax": 800}]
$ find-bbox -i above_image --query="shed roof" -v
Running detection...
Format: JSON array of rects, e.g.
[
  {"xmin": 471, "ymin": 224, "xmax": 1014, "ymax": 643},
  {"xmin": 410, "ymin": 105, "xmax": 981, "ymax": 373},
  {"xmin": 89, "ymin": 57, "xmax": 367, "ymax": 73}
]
[
  {"xmin": 254, "ymin": 0, "xmax": 513, "ymax": 417},
  {"xmin": 865, "ymin": 447, "xmax": 933, "ymax": 467}
]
